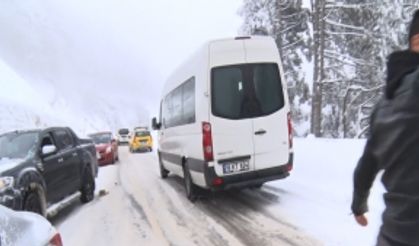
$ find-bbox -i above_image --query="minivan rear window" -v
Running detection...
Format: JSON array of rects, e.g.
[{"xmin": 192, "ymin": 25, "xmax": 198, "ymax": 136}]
[
  {"xmin": 211, "ymin": 63, "xmax": 284, "ymax": 120},
  {"xmin": 118, "ymin": 129, "xmax": 129, "ymax": 135}
]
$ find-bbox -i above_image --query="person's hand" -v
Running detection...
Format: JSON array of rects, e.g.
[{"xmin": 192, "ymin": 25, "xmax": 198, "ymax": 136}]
[{"xmin": 354, "ymin": 214, "xmax": 368, "ymax": 226}]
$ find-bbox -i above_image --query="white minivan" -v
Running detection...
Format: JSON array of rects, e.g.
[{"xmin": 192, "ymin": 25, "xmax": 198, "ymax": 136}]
[{"xmin": 152, "ymin": 36, "xmax": 293, "ymax": 201}]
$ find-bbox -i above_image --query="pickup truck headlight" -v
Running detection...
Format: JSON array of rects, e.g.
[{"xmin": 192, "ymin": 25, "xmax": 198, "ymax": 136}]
[
  {"xmin": 106, "ymin": 146, "xmax": 112, "ymax": 154},
  {"xmin": 0, "ymin": 177, "xmax": 14, "ymax": 191}
]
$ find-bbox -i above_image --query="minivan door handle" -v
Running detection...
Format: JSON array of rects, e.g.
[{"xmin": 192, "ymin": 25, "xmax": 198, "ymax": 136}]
[{"xmin": 254, "ymin": 129, "xmax": 267, "ymax": 135}]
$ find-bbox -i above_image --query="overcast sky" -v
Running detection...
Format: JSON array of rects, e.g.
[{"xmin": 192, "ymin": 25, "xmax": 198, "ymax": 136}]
[{"xmin": 0, "ymin": 0, "xmax": 244, "ymax": 119}]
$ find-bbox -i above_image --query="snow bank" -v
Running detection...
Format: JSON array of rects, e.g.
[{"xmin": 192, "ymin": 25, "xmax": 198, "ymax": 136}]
[{"xmin": 270, "ymin": 138, "xmax": 385, "ymax": 246}]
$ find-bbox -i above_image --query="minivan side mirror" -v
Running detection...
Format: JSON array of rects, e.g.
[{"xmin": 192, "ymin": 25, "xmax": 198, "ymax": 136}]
[
  {"xmin": 42, "ymin": 145, "xmax": 57, "ymax": 156},
  {"xmin": 152, "ymin": 117, "xmax": 161, "ymax": 130}
]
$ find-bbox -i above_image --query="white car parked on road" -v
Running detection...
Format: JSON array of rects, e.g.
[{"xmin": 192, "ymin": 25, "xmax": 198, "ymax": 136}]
[
  {"xmin": 116, "ymin": 128, "xmax": 131, "ymax": 145},
  {"xmin": 0, "ymin": 205, "xmax": 63, "ymax": 246},
  {"xmin": 152, "ymin": 36, "xmax": 293, "ymax": 201}
]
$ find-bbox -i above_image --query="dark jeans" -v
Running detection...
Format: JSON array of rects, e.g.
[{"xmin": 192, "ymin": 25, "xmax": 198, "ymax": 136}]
[{"xmin": 377, "ymin": 232, "xmax": 411, "ymax": 246}]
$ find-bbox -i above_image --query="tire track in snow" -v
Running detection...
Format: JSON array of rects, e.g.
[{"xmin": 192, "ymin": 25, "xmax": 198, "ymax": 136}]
[
  {"xmin": 54, "ymin": 163, "xmax": 156, "ymax": 245},
  {"xmin": 119, "ymin": 148, "xmax": 321, "ymax": 246},
  {"xmin": 122, "ymin": 150, "xmax": 238, "ymax": 246},
  {"xmin": 197, "ymin": 196, "xmax": 299, "ymax": 246},
  {"xmin": 116, "ymin": 164, "xmax": 151, "ymax": 228}
]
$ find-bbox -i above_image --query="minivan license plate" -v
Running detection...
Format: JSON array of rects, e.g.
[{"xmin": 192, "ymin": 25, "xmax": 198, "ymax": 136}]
[{"xmin": 223, "ymin": 159, "xmax": 250, "ymax": 174}]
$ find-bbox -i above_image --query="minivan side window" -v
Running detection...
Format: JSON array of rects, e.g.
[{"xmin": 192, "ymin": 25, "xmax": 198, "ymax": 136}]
[
  {"xmin": 54, "ymin": 129, "xmax": 74, "ymax": 150},
  {"xmin": 182, "ymin": 78, "xmax": 196, "ymax": 124},
  {"xmin": 211, "ymin": 63, "xmax": 284, "ymax": 120},
  {"xmin": 170, "ymin": 85, "xmax": 183, "ymax": 127},
  {"xmin": 162, "ymin": 77, "xmax": 196, "ymax": 128}
]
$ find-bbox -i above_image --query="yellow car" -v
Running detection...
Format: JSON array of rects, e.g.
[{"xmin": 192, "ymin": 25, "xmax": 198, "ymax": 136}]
[{"xmin": 129, "ymin": 130, "xmax": 153, "ymax": 153}]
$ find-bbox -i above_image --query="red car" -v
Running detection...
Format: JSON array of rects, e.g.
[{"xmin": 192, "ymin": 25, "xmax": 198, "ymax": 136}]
[{"xmin": 88, "ymin": 132, "xmax": 119, "ymax": 166}]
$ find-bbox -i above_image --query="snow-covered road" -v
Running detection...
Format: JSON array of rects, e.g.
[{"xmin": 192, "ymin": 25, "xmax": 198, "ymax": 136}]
[
  {"xmin": 51, "ymin": 139, "xmax": 385, "ymax": 246},
  {"xmin": 51, "ymin": 147, "xmax": 320, "ymax": 246}
]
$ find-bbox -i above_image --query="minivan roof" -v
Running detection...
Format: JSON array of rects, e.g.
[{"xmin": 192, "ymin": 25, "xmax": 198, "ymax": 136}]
[{"xmin": 163, "ymin": 36, "xmax": 278, "ymax": 97}]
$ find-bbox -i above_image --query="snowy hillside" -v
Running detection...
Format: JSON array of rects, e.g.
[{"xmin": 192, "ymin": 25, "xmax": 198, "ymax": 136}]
[
  {"xmin": 0, "ymin": 58, "xmax": 147, "ymax": 136},
  {"xmin": 0, "ymin": 0, "xmax": 151, "ymax": 135},
  {"xmin": 0, "ymin": 58, "xmax": 63, "ymax": 133}
]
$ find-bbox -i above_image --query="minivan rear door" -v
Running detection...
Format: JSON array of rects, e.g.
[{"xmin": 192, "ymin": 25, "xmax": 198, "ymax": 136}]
[
  {"xmin": 250, "ymin": 64, "xmax": 289, "ymax": 170},
  {"xmin": 243, "ymin": 38, "xmax": 291, "ymax": 170},
  {"xmin": 210, "ymin": 65, "xmax": 256, "ymax": 177}
]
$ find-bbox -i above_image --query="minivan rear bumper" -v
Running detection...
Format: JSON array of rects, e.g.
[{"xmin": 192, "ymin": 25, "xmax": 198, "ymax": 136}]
[{"xmin": 205, "ymin": 153, "xmax": 293, "ymax": 190}]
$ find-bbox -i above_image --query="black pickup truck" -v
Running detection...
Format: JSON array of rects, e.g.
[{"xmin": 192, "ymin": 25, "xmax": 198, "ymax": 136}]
[{"xmin": 0, "ymin": 127, "xmax": 98, "ymax": 216}]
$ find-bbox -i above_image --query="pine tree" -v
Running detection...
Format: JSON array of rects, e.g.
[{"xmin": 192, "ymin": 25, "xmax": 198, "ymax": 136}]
[
  {"xmin": 240, "ymin": 0, "xmax": 419, "ymax": 138},
  {"xmin": 240, "ymin": 0, "xmax": 312, "ymax": 136}
]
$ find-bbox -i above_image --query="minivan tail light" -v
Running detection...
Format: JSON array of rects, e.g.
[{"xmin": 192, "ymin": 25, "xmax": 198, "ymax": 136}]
[
  {"xmin": 212, "ymin": 177, "xmax": 224, "ymax": 186},
  {"xmin": 287, "ymin": 113, "xmax": 293, "ymax": 149},
  {"xmin": 202, "ymin": 122, "xmax": 214, "ymax": 162},
  {"xmin": 49, "ymin": 232, "xmax": 63, "ymax": 246}
]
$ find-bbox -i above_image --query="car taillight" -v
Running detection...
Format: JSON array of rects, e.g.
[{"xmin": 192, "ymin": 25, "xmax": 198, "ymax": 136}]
[
  {"xmin": 212, "ymin": 177, "xmax": 224, "ymax": 186},
  {"xmin": 287, "ymin": 112, "xmax": 293, "ymax": 149},
  {"xmin": 49, "ymin": 232, "xmax": 63, "ymax": 246},
  {"xmin": 202, "ymin": 122, "xmax": 214, "ymax": 161},
  {"xmin": 286, "ymin": 163, "xmax": 293, "ymax": 172}
]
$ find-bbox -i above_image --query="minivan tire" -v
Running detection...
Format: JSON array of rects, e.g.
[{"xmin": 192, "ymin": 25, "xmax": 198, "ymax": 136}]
[
  {"xmin": 159, "ymin": 154, "xmax": 169, "ymax": 179},
  {"xmin": 23, "ymin": 189, "xmax": 46, "ymax": 216},
  {"xmin": 183, "ymin": 163, "xmax": 198, "ymax": 202},
  {"xmin": 80, "ymin": 167, "xmax": 95, "ymax": 203}
]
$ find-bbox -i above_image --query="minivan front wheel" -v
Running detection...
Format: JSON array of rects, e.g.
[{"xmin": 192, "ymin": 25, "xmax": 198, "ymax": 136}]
[
  {"xmin": 183, "ymin": 164, "xmax": 198, "ymax": 202},
  {"xmin": 159, "ymin": 155, "xmax": 169, "ymax": 179}
]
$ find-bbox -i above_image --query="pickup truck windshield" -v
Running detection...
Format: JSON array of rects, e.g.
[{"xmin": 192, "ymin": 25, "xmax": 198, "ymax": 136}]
[
  {"xmin": 89, "ymin": 133, "xmax": 112, "ymax": 144},
  {"xmin": 0, "ymin": 132, "xmax": 38, "ymax": 160}
]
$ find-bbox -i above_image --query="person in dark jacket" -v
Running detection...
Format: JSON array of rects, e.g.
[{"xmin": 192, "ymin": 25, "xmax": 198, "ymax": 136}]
[{"xmin": 351, "ymin": 10, "xmax": 419, "ymax": 246}]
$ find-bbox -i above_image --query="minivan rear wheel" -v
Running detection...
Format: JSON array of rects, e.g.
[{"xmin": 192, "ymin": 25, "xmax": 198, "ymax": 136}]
[
  {"xmin": 159, "ymin": 154, "xmax": 169, "ymax": 179},
  {"xmin": 183, "ymin": 164, "xmax": 198, "ymax": 202}
]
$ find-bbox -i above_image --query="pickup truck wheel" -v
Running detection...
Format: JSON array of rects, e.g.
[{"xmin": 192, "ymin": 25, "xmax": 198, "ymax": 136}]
[
  {"xmin": 23, "ymin": 190, "xmax": 45, "ymax": 216},
  {"xmin": 183, "ymin": 164, "xmax": 198, "ymax": 202},
  {"xmin": 111, "ymin": 154, "xmax": 116, "ymax": 164},
  {"xmin": 80, "ymin": 168, "xmax": 95, "ymax": 203}
]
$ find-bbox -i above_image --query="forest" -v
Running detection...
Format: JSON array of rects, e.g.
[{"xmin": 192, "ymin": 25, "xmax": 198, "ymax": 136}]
[{"xmin": 240, "ymin": 0, "xmax": 419, "ymax": 138}]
